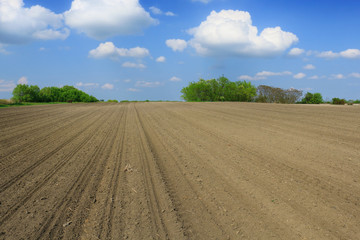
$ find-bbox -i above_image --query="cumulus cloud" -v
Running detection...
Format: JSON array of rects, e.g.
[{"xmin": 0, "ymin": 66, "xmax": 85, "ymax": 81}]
[
  {"xmin": 303, "ymin": 64, "xmax": 315, "ymax": 70},
  {"xmin": 0, "ymin": 0, "xmax": 69, "ymax": 45},
  {"xmin": 316, "ymin": 49, "xmax": 360, "ymax": 59},
  {"xmin": 76, "ymin": 82, "xmax": 99, "ymax": 88},
  {"xmin": 0, "ymin": 80, "xmax": 16, "ymax": 92},
  {"xmin": 156, "ymin": 56, "xmax": 166, "ymax": 62},
  {"xmin": 308, "ymin": 75, "xmax": 319, "ymax": 80},
  {"xmin": 170, "ymin": 76, "xmax": 181, "ymax": 82},
  {"xmin": 187, "ymin": 10, "xmax": 298, "ymax": 57},
  {"xmin": 288, "ymin": 48, "xmax": 304, "ymax": 56},
  {"xmin": 149, "ymin": 6, "xmax": 175, "ymax": 16},
  {"xmin": 64, "ymin": 0, "xmax": 157, "ymax": 40},
  {"xmin": 316, "ymin": 51, "xmax": 338, "ymax": 59},
  {"xmin": 330, "ymin": 74, "xmax": 345, "ymax": 80},
  {"xmin": 349, "ymin": 72, "xmax": 360, "ymax": 78},
  {"xmin": 293, "ymin": 73, "xmax": 306, "ymax": 79},
  {"xmin": 340, "ymin": 49, "xmax": 360, "ymax": 59},
  {"xmin": 238, "ymin": 71, "xmax": 292, "ymax": 81},
  {"xmin": 89, "ymin": 42, "xmax": 150, "ymax": 60},
  {"xmin": 122, "ymin": 62, "xmax": 146, "ymax": 69},
  {"xmin": 101, "ymin": 83, "xmax": 114, "ymax": 90},
  {"xmin": 166, "ymin": 39, "xmax": 188, "ymax": 52},
  {"xmin": 17, "ymin": 76, "xmax": 28, "ymax": 84},
  {"xmin": 135, "ymin": 81, "xmax": 161, "ymax": 87}
]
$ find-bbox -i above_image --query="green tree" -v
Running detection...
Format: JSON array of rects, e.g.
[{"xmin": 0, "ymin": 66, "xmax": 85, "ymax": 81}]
[
  {"xmin": 12, "ymin": 84, "xmax": 40, "ymax": 103},
  {"xmin": 301, "ymin": 92, "xmax": 323, "ymax": 104},
  {"xmin": 181, "ymin": 77, "xmax": 257, "ymax": 102}
]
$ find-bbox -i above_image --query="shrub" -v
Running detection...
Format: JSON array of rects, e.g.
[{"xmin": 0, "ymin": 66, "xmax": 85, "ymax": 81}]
[{"xmin": 107, "ymin": 100, "xmax": 118, "ymax": 103}]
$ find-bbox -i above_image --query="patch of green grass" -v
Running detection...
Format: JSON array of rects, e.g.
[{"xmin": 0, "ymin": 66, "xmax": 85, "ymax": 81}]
[{"xmin": 0, "ymin": 101, "xmax": 69, "ymax": 108}]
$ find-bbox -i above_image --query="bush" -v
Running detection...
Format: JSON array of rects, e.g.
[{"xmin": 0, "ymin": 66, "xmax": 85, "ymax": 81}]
[
  {"xmin": 332, "ymin": 98, "xmax": 346, "ymax": 105},
  {"xmin": 107, "ymin": 100, "xmax": 118, "ymax": 103},
  {"xmin": 181, "ymin": 76, "xmax": 257, "ymax": 102},
  {"xmin": 301, "ymin": 92, "xmax": 323, "ymax": 104}
]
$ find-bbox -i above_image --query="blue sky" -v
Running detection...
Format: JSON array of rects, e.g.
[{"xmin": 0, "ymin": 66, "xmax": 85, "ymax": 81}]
[{"xmin": 1, "ymin": 0, "xmax": 359, "ymax": 101}]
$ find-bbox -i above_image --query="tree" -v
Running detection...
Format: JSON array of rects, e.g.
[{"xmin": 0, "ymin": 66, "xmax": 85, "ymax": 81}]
[
  {"xmin": 12, "ymin": 84, "xmax": 99, "ymax": 103},
  {"xmin": 181, "ymin": 77, "xmax": 257, "ymax": 102},
  {"xmin": 12, "ymin": 84, "xmax": 40, "ymax": 103},
  {"xmin": 301, "ymin": 92, "xmax": 323, "ymax": 104},
  {"xmin": 256, "ymin": 85, "xmax": 303, "ymax": 104}
]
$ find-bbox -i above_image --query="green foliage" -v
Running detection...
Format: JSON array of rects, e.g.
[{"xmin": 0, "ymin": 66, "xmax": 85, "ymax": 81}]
[
  {"xmin": 256, "ymin": 85, "xmax": 303, "ymax": 104},
  {"xmin": 332, "ymin": 98, "xmax": 346, "ymax": 105},
  {"xmin": 107, "ymin": 100, "xmax": 118, "ymax": 103},
  {"xmin": 353, "ymin": 100, "xmax": 360, "ymax": 104},
  {"xmin": 181, "ymin": 76, "xmax": 257, "ymax": 102},
  {"xmin": 301, "ymin": 92, "xmax": 323, "ymax": 104},
  {"xmin": 12, "ymin": 84, "xmax": 98, "ymax": 103}
]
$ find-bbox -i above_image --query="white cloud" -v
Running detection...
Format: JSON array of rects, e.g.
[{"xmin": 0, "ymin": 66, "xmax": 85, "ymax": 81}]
[
  {"xmin": 149, "ymin": 6, "xmax": 162, "ymax": 15},
  {"xmin": 294, "ymin": 73, "xmax": 306, "ymax": 79},
  {"xmin": 76, "ymin": 82, "xmax": 99, "ymax": 88},
  {"xmin": 288, "ymin": 48, "xmax": 304, "ymax": 56},
  {"xmin": 89, "ymin": 42, "xmax": 150, "ymax": 60},
  {"xmin": 303, "ymin": 64, "xmax": 315, "ymax": 70},
  {"xmin": 127, "ymin": 88, "xmax": 141, "ymax": 92},
  {"xmin": 349, "ymin": 73, "xmax": 360, "ymax": 78},
  {"xmin": 0, "ymin": 44, "xmax": 10, "ymax": 54},
  {"xmin": 64, "ymin": 0, "xmax": 157, "ymax": 40},
  {"xmin": 124, "ymin": 79, "xmax": 132, "ymax": 83},
  {"xmin": 0, "ymin": 0, "xmax": 69, "ymax": 44},
  {"xmin": 122, "ymin": 62, "xmax": 146, "ymax": 69},
  {"xmin": 156, "ymin": 56, "xmax": 166, "ymax": 62},
  {"xmin": 187, "ymin": 10, "xmax": 298, "ymax": 57},
  {"xmin": 316, "ymin": 49, "xmax": 360, "ymax": 59},
  {"xmin": 166, "ymin": 39, "xmax": 188, "ymax": 52},
  {"xmin": 317, "ymin": 51, "xmax": 339, "ymax": 59},
  {"xmin": 149, "ymin": 6, "xmax": 175, "ymax": 16},
  {"xmin": 308, "ymin": 75, "xmax": 319, "ymax": 80},
  {"xmin": 170, "ymin": 76, "xmax": 181, "ymax": 82},
  {"xmin": 17, "ymin": 76, "xmax": 28, "ymax": 84},
  {"xmin": 330, "ymin": 74, "xmax": 345, "ymax": 80},
  {"xmin": 340, "ymin": 49, "xmax": 360, "ymax": 59},
  {"xmin": 0, "ymin": 80, "xmax": 16, "ymax": 92},
  {"xmin": 238, "ymin": 75, "xmax": 255, "ymax": 81},
  {"xmin": 192, "ymin": 0, "xmax": 211, "ymax": 3},
  {"xmin": 256, "ymin": 71, "xmax": 292, "ymax": 77},
  {"xmin": 165, "ymin": 11, "xmax": 176, "ymax": 17},
  {"xmin": 101, "ymin": 83, "xmax": 114, "ymax": 90},
  {"xmin": 238, "ymin": 71, "xmax": 291, "ymax": 81},
  {"xmin": 135, "ymin": 81, "xmax": 161, "ymax": 87}
]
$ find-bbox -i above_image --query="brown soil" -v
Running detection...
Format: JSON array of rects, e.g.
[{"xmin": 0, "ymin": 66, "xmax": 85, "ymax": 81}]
[{"xmin": 0, "ymin": 102, "xmax": 359, "ymax": 239}]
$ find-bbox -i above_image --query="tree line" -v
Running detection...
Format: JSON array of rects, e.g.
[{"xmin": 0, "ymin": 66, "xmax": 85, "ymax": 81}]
[
  {"xmin": 12, "ymin": 84, "xmax": 98, "ymax": 103},
  {"xmin": 181, "ymin": 76, "xmax": 359, "ymax": 104}
]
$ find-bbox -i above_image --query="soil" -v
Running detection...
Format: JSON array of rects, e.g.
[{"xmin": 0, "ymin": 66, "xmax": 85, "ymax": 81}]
[{"xmin": 0, "ymin": 102, "xmax": 359, "ymax": 239}]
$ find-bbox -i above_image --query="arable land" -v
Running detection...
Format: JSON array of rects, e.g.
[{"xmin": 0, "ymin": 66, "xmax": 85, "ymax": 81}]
[{"xmin": 0, "ymin": 102, "xmax": 359, "ymax": 239}]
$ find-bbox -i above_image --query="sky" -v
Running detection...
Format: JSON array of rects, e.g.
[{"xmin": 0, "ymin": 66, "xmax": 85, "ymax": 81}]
[{"xmin": 0, "ymin": 0, "xmax": 360, "ymax": 101}]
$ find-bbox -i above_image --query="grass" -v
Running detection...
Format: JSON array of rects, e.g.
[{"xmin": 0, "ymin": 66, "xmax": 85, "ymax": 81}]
[{"xmin": 0, "ymin": 100, "xmax": 69, "ymax": 108}]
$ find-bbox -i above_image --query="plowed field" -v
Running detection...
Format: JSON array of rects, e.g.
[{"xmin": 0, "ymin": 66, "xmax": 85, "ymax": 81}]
[{"xmin": 0, "ymin": 102, "xmax": 359, "ymax": 239}]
